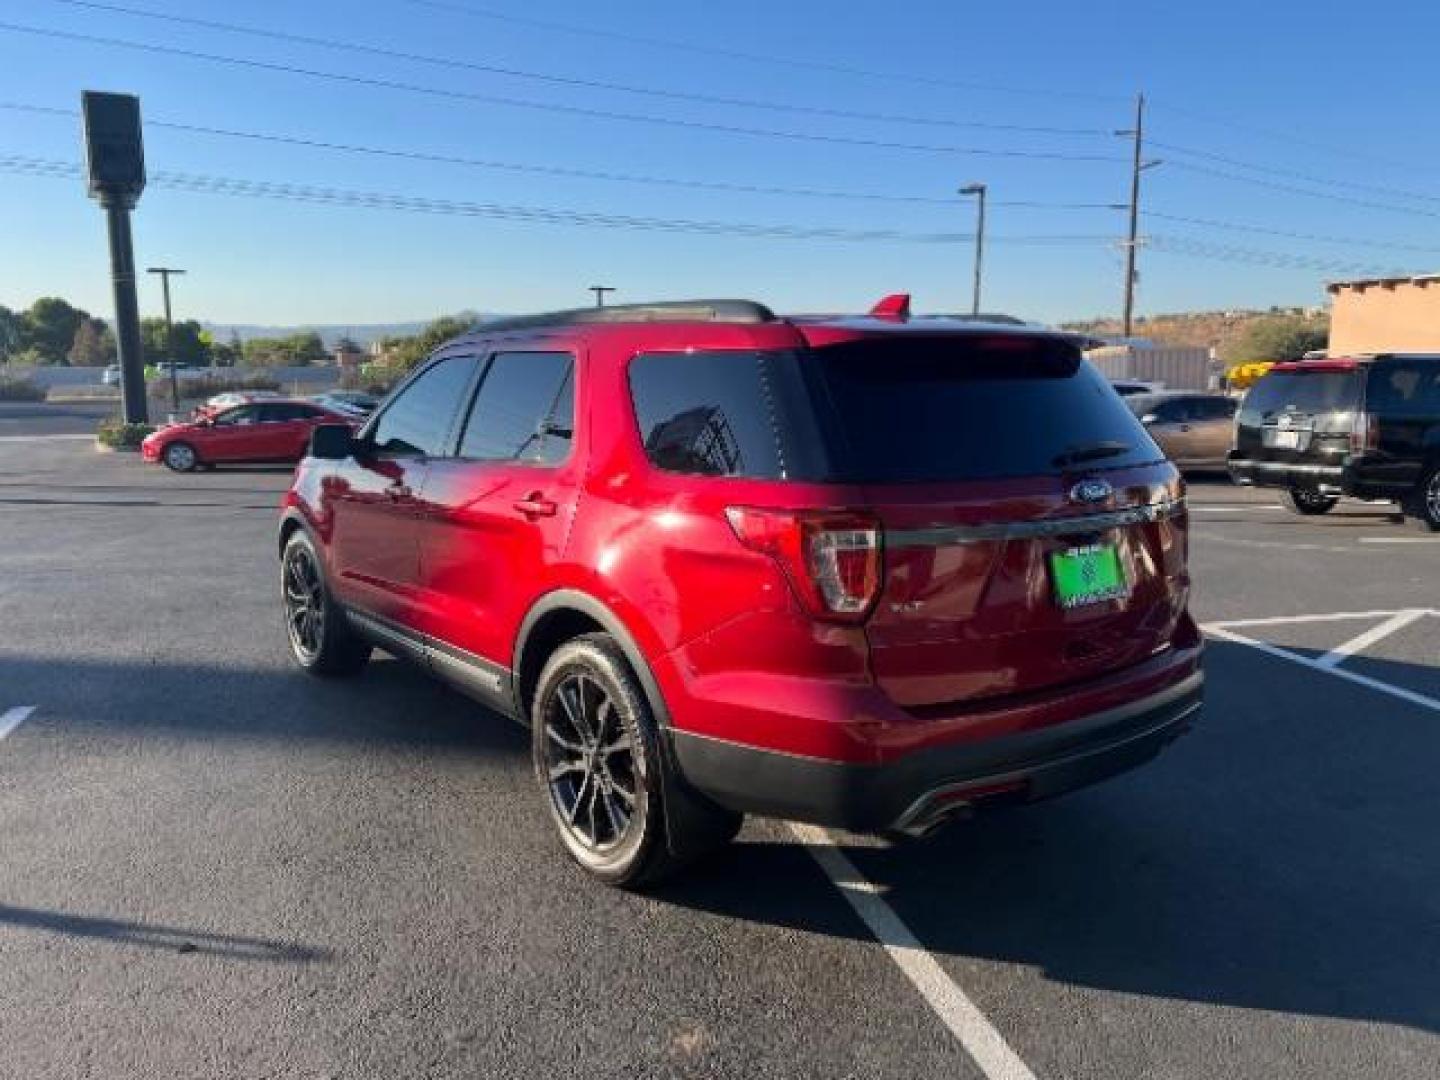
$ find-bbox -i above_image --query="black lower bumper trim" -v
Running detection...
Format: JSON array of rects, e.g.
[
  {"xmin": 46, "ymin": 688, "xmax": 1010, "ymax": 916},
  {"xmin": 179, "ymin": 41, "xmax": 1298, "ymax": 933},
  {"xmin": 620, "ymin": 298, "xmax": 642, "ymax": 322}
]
[{"xmin": 671, "ymin": 672, "xmax": 1203, "ymax": 832}]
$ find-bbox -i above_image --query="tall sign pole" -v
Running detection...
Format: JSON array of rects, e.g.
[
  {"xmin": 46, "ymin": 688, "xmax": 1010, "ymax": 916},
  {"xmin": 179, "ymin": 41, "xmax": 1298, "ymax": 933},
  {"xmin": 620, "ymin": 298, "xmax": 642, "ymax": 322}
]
[
  {"xmin": 148, "ymin": 267, "xmax": 186, "ymax": 413},
  {"xmin": 82, "ymin": 91, "xmax": 148, "ymax": 424}
]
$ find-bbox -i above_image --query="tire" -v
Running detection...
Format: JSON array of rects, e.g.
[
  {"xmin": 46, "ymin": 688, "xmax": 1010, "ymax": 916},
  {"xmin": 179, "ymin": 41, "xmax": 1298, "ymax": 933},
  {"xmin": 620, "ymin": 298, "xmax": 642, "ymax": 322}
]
[
  {"xmin": 280, "ymin": 530, "xmax": 371, "ymax": 677},
  {"xmin": 531, "ymin": 633, "xmax": 736, "ymax": 888},
  {"xmin": 1404, "ymin": 467, "xmax": 1440, "ymax": 532},
  {"xmin": 162, "ymin": 441, "xmax": 199, "ymax": 472},
  {"xmin": 1282, "ymin": 488, "xmax": 1338, "ymax": 516}
]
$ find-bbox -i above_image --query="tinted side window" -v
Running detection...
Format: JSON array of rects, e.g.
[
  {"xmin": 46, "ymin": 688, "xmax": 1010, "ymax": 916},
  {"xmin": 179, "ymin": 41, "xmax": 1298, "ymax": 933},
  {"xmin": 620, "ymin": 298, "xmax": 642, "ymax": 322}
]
[
  {"xmin": 629, "ymin": 352, "xmax": 783, "ymax": 478},
  {"xmin": 458, "ymin": 352, "xmax": 574, "ymax": 465},
  {"xmin": 260, "ymin": 403, "xmax": 310, "ymax": 422},
  {"xmin": 1192, "ymin": 398, "xmax": 1236, "ymax": 421},
  {"xmin": 370, "ymin": 356, "xmax": 479, "ymax": 457},
  {"xmin": 1368, "ymin": 363, "xmax": 1440, "ymax": 414},
  {"xmin": 1153, "ymin": 399, "xmax": 1191, "ymax": 423},
  {"xmin": 214, "ymin": 404, "xmax": 260, "ymax": 426}
]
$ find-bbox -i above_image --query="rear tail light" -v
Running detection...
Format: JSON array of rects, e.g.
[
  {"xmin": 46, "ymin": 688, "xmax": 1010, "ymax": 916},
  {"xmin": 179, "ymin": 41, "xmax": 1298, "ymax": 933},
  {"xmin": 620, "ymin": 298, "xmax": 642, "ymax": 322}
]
[
  {"xmin": 1351, "ymin": 412, "xmax": 1379, "ymax": 453},
  {"xmin": 725, "ymin": 507, "xmax": 882, "ymax": 622}
]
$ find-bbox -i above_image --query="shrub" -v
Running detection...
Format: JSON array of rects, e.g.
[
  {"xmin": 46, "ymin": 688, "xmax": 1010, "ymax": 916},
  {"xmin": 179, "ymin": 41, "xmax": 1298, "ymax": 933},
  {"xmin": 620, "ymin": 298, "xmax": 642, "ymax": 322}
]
[
  {"xmin": 96, "ymin": 419, "xmax": 154, "ymax": 449},
  {"xmin": 359, "ymin": 360, "xmax": 407, "ymax": 394},
  {"xmin": 0, "ymin": 375, "xmax": 47, "ymax": 402}
]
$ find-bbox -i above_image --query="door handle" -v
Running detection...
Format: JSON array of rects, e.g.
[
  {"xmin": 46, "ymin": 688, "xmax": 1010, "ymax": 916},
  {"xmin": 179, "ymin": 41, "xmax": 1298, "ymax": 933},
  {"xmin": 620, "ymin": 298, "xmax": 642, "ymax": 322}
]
[
  {"xmin": 1179, "ymin": 424, "xmax": 1192, "ymax": 432},
  {"xmin": 514, "ymin": 494, "xmax": 557, "ymax": 518}
]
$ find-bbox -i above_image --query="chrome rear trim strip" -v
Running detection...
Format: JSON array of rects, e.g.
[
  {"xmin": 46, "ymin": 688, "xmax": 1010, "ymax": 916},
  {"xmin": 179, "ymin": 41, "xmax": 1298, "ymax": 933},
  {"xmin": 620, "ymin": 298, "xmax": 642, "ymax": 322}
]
[{"xmin": 887, "ymin": 497, "xmax": 1184, "ymax": 547}]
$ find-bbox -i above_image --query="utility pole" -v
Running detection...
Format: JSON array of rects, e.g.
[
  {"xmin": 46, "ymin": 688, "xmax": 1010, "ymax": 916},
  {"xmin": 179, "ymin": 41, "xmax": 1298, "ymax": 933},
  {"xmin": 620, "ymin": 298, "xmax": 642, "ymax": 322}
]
[
  {"xmin": 148, "ymin": 266, "xmax": 185, "ymax": 414},
  {"xmin": 589, "ymin": 286, "xmax": 615, "ymax": 308},
  {"xmin": 958, "ymin": 182, "xmax": 987, "ymax": 316},
  {"xmin": 1119, "ymin": 93, "xmax": 1162, "ymax": 338},
  {"xmin": 82, "ymin": 91, "xmax": 148, "ymax": 424}
]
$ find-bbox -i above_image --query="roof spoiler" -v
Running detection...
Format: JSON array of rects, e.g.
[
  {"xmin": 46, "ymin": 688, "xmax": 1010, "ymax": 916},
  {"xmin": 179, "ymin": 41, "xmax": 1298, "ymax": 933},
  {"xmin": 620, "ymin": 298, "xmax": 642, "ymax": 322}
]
[{"xmin": 869, "ymin": 293, "xmax": 911, "ymax": 321}]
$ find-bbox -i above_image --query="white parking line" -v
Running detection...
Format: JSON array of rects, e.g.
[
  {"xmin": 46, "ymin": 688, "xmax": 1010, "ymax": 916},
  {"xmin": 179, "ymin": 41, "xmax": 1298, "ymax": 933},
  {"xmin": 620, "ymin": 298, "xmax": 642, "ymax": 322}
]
[
  {"xmin": 1317, "ymin": 609, "xmax": 1432, "ymax": 669},
  {"xmin": 1204, "ymin": 625, "xmax": 1440, "ymax": 714},
  {"xmin": 791, "ymin": 823, "xmax": 1038, "ymax": 1080},
  {"xmin": 0, "ymin": 706, "xmax": 37, "ymax": 740},
  {"xmin": 1358, "ymin": 536, "xmax": 1440, "ymax": 544},
  {"xmin": 1206, "ymin": 609, "xmax": 1430, "ymax": 631}
]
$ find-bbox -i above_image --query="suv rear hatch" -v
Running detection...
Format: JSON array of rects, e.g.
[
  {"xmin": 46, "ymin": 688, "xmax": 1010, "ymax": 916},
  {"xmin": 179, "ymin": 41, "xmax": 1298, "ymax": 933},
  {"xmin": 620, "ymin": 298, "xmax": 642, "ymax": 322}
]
[
  {"xmin": 1234, "ymin": 363, "xmax": 1362, "ymax": 468},
  {"xmin": 800, "ymin": 333, "xmax": 1186, "ymax": 709}
]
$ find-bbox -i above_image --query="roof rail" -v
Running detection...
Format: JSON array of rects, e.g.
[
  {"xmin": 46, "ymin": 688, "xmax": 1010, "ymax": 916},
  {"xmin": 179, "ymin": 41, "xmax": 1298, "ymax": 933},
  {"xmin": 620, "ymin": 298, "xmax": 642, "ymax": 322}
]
[{"xmin": 477, "ymin": 299, "xmax": 775, "ymax": 333}]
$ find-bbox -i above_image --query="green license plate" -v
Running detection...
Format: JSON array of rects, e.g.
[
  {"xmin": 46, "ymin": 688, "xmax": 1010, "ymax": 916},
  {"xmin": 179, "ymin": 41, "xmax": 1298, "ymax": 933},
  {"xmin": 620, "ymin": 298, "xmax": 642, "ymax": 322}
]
[{"xmin": 1050, "ymin": 544, "xmax": 1128, "ymax": 609}]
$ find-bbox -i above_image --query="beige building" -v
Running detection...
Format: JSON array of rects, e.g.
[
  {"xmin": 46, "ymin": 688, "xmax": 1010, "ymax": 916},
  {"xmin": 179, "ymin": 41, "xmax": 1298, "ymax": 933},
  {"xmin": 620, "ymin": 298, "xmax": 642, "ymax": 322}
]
[{"xmin": 1328, "ymin": 273, "xmax": 1440, "ymax": 354}]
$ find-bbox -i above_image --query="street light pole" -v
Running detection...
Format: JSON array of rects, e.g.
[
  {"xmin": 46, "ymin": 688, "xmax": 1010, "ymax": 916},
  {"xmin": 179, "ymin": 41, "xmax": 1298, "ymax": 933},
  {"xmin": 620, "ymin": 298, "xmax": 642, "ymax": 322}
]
[
  {"xmin": 958, "ymin": 183, "xmax": 987, "ymax": 317},
  {"xmin": 147, "ymin": 266, "xmax": 185, "ymax": 414},
  {"xmin": 588, "ymin": 286, "xmax": 615, "ymax": 308}
]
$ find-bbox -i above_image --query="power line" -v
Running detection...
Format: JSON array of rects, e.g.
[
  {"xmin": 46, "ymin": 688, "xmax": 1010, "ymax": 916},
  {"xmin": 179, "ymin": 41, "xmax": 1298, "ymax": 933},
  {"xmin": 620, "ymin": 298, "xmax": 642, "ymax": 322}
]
[
  {"xmin": 0, "ymin": 153, "xmax": 1119, "ymax": 245},
  {"xmin": 40, "ymin": 0, "xmax": 1111, "ymax": 139},
  {"xmin": 0, "ymin": 22, "xmax": 1126, "ymax": 163},
  {"xmin": 397, "ymin": 0, "xmax": 1129, "ymax": 104},
  {"xmin": 1148, "ymin": 235, "xmax": 1405, "ymax": 277},
  {"xmin": 1166, "ymin": 160, "xmax": 1440, "ymax": 220},
  {"xmin": 1151, "ymin": 138, "xmax": 1440, "ymax": 207},
  {"xmin": 1144, "ymin": 209, "xmax": 1440, "ymax": 255},
  {"xmin": 0, "ymin": 100, "xmax": 1123, "ymax": 210}
]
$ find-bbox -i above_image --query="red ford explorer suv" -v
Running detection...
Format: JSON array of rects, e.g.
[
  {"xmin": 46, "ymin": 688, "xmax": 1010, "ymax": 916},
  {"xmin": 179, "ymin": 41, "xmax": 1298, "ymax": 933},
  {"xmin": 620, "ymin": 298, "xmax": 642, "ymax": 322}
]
[{"xmin": 278, "ymin": 297, "xmax": 1203, "ymax": 885}]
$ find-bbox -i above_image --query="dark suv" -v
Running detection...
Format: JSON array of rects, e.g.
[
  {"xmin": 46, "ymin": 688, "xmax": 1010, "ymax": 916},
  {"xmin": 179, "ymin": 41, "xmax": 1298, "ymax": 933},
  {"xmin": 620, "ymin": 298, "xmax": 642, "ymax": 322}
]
[
  {"xmin": 1229, "ymin": 355, "xmax": 1440, "ymax": 528},
  {"xmin": 277, "ymin": 297, "xmax": 1203, "ymax": 885}
]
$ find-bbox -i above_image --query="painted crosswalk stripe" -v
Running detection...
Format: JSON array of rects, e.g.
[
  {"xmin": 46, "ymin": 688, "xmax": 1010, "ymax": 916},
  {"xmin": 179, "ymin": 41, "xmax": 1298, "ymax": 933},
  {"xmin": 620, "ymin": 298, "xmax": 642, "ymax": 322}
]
[{"xmin": 0, "ymin": 706, "xmax": 37, "ymax": 740}]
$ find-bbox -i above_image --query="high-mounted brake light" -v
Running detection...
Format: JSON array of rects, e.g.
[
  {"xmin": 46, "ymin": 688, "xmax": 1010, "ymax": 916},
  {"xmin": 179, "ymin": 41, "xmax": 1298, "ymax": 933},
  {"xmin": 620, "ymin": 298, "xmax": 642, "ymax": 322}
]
[{"xmin": 725, "ymin": 507, "xmax": 882, "ymax": 622}]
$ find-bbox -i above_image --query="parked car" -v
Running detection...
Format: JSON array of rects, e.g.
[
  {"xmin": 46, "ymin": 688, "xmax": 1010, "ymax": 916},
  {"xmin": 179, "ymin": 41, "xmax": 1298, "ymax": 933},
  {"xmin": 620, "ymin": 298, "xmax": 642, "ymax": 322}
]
[
  {"xmin": 101, "ymin": 365, "xmax": 122, "ymax": 387},
  {"xmin": 142, "ymin": 399, "xmax": 353, "ymax": 471},
  {"xmin": 277, "ymin": 296, "xmax": 1203, "ymax": 886},
  {"xmin": 1126, "ymin": 391, "xmax": 1238, "ymax": 472},
  {"xmin": 1230, "ymin": 354, "xmax": 1440, "ymax": 528},
  {"xmin": 309, "ymin": 390, "xmax": 379, "ymax": 418}
]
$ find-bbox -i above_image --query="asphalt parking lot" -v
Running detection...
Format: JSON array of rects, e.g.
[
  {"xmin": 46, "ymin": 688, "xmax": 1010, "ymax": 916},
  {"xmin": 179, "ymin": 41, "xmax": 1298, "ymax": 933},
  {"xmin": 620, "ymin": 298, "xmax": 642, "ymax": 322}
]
[{"xmin": 2, "ymin": 405, "xmax": 1437, "ymax": 1079}]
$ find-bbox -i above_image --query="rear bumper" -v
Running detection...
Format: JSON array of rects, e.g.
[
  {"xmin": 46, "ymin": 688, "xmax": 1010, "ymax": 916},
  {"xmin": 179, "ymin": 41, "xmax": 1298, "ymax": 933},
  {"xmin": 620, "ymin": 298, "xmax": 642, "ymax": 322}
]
[
  {"xmin": 1228, "ymin": 453, "xmax": 1412, "ymax": 497},
  {"xmin": 672, "ymin": 667, "xmax": 1202, "ymax": 832}
]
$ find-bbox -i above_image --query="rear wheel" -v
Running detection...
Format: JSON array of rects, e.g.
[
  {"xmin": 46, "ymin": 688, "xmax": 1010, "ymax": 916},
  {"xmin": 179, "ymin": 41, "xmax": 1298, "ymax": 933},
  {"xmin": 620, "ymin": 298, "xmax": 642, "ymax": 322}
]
[
  {"xmin": 1404, "ymin": 467, "xmax": 1440, "ymax": 532},
  {"xmin": 1282, "ymin": 488, "xmax": 1338, "ymax": 516},
  {"xmin": 532, "ymin": 634, "xmax": 736, "ymax": 887},
  {"xmin": 162, "ymin": 441, "xmax": 199, "ymax": 472},
  {"xmin": 281, "ymin": 531, "xmax": 370, "ymax": 676}
]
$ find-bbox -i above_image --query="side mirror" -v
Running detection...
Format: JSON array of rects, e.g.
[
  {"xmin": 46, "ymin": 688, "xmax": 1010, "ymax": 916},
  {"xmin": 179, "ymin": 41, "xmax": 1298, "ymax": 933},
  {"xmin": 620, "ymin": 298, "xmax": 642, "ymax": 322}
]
[{"xmin": 310, "ymin": 423, "xmax": 355, "ymax": 461}]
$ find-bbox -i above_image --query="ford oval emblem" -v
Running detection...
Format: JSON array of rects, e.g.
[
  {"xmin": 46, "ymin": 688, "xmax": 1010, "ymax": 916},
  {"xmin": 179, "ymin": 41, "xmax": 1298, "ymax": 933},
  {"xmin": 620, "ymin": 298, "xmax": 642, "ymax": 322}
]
[{"xmin": 1070, "ymin": 478, "xmax": 1113, "ymax": 505}]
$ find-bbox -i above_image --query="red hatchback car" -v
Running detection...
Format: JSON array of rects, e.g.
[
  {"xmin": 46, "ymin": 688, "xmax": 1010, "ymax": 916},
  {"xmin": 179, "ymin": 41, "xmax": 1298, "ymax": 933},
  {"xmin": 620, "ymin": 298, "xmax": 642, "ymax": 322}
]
[
  {"xmin": 278, "ymin": 298, "xmax": 1203, "ymax": 885},
  {"xmin": 143, "ymin": 398, "xmax": 353, "ymax": 471}
]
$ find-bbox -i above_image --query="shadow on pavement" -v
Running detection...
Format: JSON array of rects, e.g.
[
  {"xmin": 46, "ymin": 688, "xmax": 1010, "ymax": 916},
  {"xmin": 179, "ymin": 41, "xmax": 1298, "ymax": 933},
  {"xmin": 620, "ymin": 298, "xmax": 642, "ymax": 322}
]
[
  {"xmin": 0, "ymin": 902, "xmax": 329, "ymax": 962},
  {"xmin": 660, "ymin": 639, "xmax": 1440, "ymax": 1035}
]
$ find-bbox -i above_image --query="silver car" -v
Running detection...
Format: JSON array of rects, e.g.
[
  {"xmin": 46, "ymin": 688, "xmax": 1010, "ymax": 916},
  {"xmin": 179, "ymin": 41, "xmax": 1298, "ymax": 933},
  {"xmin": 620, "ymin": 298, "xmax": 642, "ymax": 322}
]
[{"xmin": 1127, "ymin": 391, "xmax": 1238, "ymax": 471}]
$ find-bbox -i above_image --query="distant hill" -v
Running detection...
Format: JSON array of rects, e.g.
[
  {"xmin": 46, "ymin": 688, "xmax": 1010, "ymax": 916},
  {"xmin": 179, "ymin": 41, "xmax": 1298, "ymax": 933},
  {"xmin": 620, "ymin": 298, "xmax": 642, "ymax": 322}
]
[
  {"xmin": 202, "ymin": 311, "xmax": 489, "ymax": 349},
  {"xmin": 1061, "ymin": 306, "xmax": 1329, "ymax": 355}
]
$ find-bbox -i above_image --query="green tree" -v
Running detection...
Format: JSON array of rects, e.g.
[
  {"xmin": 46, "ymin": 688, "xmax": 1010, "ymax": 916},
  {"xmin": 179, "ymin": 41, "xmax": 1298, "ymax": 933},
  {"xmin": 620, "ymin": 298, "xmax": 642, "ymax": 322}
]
[
  {"xmin": 21, "ymin": 297, "xmax": 87, "ymax": 364},
  {"xmin": 243, "ymin": 331, "xmax": 325, "ymax": 367},
  {"xmin": 0, "ymin": 304, "xmax": 20, "ymax": 362},
  {"xmin": 67, "ymin": 316, "xmax": 116, "ymax": 366},
  {"xmin": 378, "ymin": 316, "xmax": 475, "ymax": 372},
  {"xmin": 140, "ymin": 317, "xmax": 211, "ymax": 365},
  {"xmin": 1223, "ymin": 316, "xmax": 1328, "ymax": 364}
]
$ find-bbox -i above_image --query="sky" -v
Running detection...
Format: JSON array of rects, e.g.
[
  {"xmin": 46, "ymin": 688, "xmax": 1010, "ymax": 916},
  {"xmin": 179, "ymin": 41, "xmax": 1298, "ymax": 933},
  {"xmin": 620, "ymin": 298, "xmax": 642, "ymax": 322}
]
[{"xmin": 3, "ymin": 0, "xmax": 1440, "ymax": 328}]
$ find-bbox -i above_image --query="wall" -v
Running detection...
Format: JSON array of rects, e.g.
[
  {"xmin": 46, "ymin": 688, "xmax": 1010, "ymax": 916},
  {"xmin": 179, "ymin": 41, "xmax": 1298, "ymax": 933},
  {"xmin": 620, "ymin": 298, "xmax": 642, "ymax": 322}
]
[{"xmin": 1329, "ymin": 279, "xmax": 1440, "ymax": 354}]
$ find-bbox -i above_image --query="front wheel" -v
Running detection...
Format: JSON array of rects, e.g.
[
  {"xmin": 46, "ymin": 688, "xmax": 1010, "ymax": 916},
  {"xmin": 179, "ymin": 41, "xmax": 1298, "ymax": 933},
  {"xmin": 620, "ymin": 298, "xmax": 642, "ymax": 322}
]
[
  {"xmin": 532, "ymin": 634, "xmax": 737, "ymax": 888},
  {"xmin": 1404, "ymin": 468, "xmax": 1440, "ymax": 532},
  {"xmin": 281, "ymin": 531, "xmax": 371, "ymax": 676},
  {"xmin": 1283, "ymin": 488, "xmax": 1338, "ymax": 516},
  {"xmin": 162, "ymin": 441, "xmax": 199, "ymax": 472}
]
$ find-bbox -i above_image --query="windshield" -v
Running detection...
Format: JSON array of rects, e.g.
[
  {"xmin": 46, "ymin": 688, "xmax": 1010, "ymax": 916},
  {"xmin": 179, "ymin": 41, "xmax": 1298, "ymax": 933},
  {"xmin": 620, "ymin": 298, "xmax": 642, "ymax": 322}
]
[{"xmin": 804, "ymin": 336, "xmax": 1162, "ymax": 482}]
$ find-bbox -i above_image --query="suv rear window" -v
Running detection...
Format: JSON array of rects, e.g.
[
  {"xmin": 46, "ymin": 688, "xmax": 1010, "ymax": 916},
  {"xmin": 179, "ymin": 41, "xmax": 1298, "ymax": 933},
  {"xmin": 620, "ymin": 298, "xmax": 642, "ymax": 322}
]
[
  {"xmin": 1240, "ymin": 370, "xmax": 1360, "ymax": 420},
  {"xmin": 806, "ymin": 336, "xmax": 1159, "ymax": 483}
]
